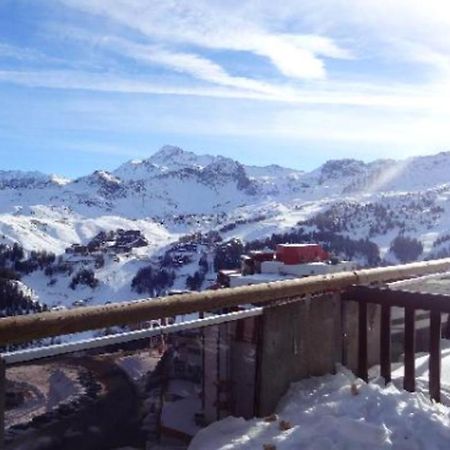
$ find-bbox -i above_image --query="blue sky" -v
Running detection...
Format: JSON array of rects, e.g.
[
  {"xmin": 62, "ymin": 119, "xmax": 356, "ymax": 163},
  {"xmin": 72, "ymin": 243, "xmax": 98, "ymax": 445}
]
[{"xmin": 1, "ymin": 0, "xmax": 450, "ymax": 177}]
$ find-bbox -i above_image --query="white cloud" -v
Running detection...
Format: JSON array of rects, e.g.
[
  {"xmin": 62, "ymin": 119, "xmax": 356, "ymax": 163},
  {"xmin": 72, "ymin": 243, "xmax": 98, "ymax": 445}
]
[
  {"xmin": 50, "ymin": 0, "xmax": 450, "ymax": 97},
  {"xmin": 0, "ymin": 68, "xmax": 279, "ymax": 100},
  {"xmin": 1, "ymin": 66, "xmax": 450, "ymax": 115},
  {"xmin": 261, "ymin": 0, "xmax": 450, "ymax": 77},
  {"xmin": 3, "ymin": 0, "xmax": 450, "ymax": 162},
  {"xmin": 56, "ymin": 0, "xmax": 351, "ymax": 80},
  {"xmin": 43, "ymin": 0, "xmax": 450, "ymax": 99},
  {"xmin": 0, "ymin": 42, "xmax": 66, "ymax": 65},
  {"xmin": 98, "ymin": 36, "xmax": 283, "ymax": 96}
]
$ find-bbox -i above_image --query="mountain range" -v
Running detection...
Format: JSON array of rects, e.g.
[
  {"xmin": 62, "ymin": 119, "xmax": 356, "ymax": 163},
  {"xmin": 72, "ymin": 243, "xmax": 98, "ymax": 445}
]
[{"xmin": 2, "ymin": 145, "xmax": 450, "ymax": 310}]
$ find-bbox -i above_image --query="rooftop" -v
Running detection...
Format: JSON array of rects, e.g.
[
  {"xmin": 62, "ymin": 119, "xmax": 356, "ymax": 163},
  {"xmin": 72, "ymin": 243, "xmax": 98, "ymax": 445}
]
[{"xmin": 277, "ymin": 243, "xmax": 321, "ymax": 248}]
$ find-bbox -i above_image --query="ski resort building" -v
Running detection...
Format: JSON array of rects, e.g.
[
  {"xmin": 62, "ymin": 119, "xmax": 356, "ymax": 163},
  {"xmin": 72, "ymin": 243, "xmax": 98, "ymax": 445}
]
[{"xmin": 219, "ymin": 243, "xmax": 357, "ymax": 288}]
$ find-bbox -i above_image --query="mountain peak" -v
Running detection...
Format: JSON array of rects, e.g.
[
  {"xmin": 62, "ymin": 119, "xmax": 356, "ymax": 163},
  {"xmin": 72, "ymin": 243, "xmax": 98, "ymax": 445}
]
[
  {"xmin": 147, "ymin": 145, "xmax": 186, "ymax": 165},
  {"xmin": 152, "ymin": 145, "xmax": 185, "ymax": 159},
  {"xmin": 0, "ymin": 170, "xmax": 61, "ymax": 189},
  {"xmin": 317, "ymin": 159, "xmax": 367, "ymax": 182},
  {"xmin": 148, "ymin": 145, "xmax": 216, "ymax": 170}
]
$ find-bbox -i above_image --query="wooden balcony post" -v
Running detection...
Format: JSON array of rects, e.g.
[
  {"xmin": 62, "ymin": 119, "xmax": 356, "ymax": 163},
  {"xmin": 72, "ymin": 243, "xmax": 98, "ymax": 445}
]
[
  {"xmin": 404, "ymin": 307, "xmax": 416, "ymax": 392},
  {"xmin": 358, "ymin": 302, "xmax": 368, "ymax": 382},
  {"xmin": 429, "ymin": 311, "xmax": 441, "ymax": 402},
  {"xmin": 380, "ymin": 304, "xmax": 391, "ymax": 384}
]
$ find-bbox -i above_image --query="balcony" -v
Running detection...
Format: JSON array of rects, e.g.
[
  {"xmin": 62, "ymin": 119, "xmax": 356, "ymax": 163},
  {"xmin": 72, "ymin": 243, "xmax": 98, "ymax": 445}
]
[{"xmin": 1, "ymin": 258, "xmax": 450, "ymax": 449}]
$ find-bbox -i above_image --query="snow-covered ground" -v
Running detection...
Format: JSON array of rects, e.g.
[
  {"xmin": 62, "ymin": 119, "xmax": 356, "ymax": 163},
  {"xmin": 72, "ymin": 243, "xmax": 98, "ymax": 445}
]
[{"xmin": 190, "ymin": 341, "xmax": 450, "ymax": 450}]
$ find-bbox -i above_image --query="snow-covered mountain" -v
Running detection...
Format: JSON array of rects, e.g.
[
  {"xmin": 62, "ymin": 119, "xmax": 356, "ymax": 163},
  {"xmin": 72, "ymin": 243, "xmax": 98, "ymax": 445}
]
[
  {"xmin": 0, "ymin": 170, "xmax": 69, "ymax": 189},
  {"xmin": 4, "ymin": 146, "xmax": 450, "ymax": 219},
  {"xmin": 2, "ymin": 146, "xmax": 450, "ymax": 311}
]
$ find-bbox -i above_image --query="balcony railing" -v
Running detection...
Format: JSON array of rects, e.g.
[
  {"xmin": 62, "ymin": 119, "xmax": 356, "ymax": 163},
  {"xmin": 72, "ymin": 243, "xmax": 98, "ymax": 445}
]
[
  {"xmin": 1, "ymin": 258, "xmax": 450, "ymax": 449},
  {"xmin": 343, "ymin": 284, "xmax": 450, "ymax": 402}
]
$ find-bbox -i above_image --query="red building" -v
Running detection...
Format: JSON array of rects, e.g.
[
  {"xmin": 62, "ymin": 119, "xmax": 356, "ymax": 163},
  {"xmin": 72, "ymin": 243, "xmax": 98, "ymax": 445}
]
[{"xmin": 276, "ymin": 244, "xmax": 329, "ymax": 265}]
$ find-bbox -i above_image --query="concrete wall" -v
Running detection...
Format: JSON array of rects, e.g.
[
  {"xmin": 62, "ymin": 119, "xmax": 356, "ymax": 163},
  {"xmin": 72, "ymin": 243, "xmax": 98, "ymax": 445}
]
[
  {"xmin": 230, "ymin": 340, "xmax": 257, "ymax": 419},
  {"xmin": 255, "ymin": 294, "xmax": 341, "ymax": 417}
]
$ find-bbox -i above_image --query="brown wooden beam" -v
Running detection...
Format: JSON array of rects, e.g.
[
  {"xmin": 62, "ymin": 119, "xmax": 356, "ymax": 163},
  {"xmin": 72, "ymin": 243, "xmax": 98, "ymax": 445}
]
[
  {"xmin": 343, "ymin": 285, "xmax": 450, "ymax": 313},
  {"xmin": 1, "ymin": 259, "xmax": 450, "ymax": 346}
]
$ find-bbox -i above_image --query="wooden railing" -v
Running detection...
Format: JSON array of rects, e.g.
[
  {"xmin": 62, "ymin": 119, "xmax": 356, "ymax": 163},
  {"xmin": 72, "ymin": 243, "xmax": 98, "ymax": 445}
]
[
  {"xmin": 343, "ymin": 285, "xmax": 449, "ymax": 402},
  {"xmin": 1, "ymin": 259, "xmax": 450, "ymax": 346}
]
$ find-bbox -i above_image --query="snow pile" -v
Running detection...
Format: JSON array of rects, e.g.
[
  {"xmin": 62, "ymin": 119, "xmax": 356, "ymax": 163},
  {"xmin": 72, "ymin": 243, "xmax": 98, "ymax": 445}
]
[{"xmin": 189, "ymin": 366, "xmax": 450, "ymax": 450}]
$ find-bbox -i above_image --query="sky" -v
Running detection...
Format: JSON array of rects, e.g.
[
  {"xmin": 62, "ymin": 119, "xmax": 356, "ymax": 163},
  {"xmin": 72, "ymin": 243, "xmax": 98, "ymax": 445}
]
[{"xmin": 1, "ymin": 0, "xmax": 450, "ymax": 177}]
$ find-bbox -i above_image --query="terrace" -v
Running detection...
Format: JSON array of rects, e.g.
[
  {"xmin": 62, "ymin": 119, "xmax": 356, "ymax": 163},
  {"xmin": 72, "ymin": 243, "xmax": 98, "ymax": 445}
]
[{"xmin": 1, "ymin": 258, "xmax": 450, "ymax": 449}]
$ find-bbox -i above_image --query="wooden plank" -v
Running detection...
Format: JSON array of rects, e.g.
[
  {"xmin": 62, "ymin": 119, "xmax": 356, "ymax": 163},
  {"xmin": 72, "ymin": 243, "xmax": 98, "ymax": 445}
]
[
  {"xmin": 1, "ymin": 259, "xmax": 450, "ymax": 346},
  {"xmin": 358, "ymin": 302, "xmax": 368, "ymax": 382},
  {"xmin": 404, "ymin": 307, "xmax": 416, "ymax": 392},
  {"xmin": 380, "ymin": 304, "xmax": 391, "ymax": 384},
  {"xmin": 343, "ymin": 286, "xmax": 450, "ymax": 313},
  {"xmin": 429, "ymin": 311, "xmax": 441, "ymax": 402},
  {"xmin": 0, "ymin": 357, "xmax": 5, "ymax": 450}
]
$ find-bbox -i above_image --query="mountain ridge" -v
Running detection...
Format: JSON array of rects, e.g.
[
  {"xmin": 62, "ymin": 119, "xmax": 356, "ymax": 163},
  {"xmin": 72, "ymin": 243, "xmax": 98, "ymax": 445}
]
[{"xmin": 3, "ymin": 146, "xmax": 450, "ymax": 192}]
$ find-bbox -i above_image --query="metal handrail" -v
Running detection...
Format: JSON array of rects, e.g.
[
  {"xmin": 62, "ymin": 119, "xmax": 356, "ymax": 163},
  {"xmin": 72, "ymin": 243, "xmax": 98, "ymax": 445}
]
[{"xmin": 1, "ymin": 307, "xmax": 263, "ymax": 365}]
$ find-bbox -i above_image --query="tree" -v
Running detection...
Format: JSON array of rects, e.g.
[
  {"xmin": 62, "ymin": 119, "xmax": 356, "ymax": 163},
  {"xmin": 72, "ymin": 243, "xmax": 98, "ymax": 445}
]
[
  {"xmin": 131, "ymin": 265, "xmax": 175, "ymax": 296},
  {"xmin": 199, "ymin": 254, "xmax": 209, "ymax": 273},
  {"xmin": 131, "ymin": 266, "xmax": 154, "ymax": 294},
  {"xmin": 11, "ymin": 243, "xmax": 24, "ymax": 262},
  {"xmin": 186, "ymin": 271, "xmax": 204, "ymax": 291},
  {"xmin": 390, "ymin": 235, "xmax": 423, "ymax": 263},
  {"xmin": 213, "ymin": 239, "xmax": 244, "ymax": 271},
  {"xmin": 70, "ymin": 269, "xmax": 99, "ymax": 290}
]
